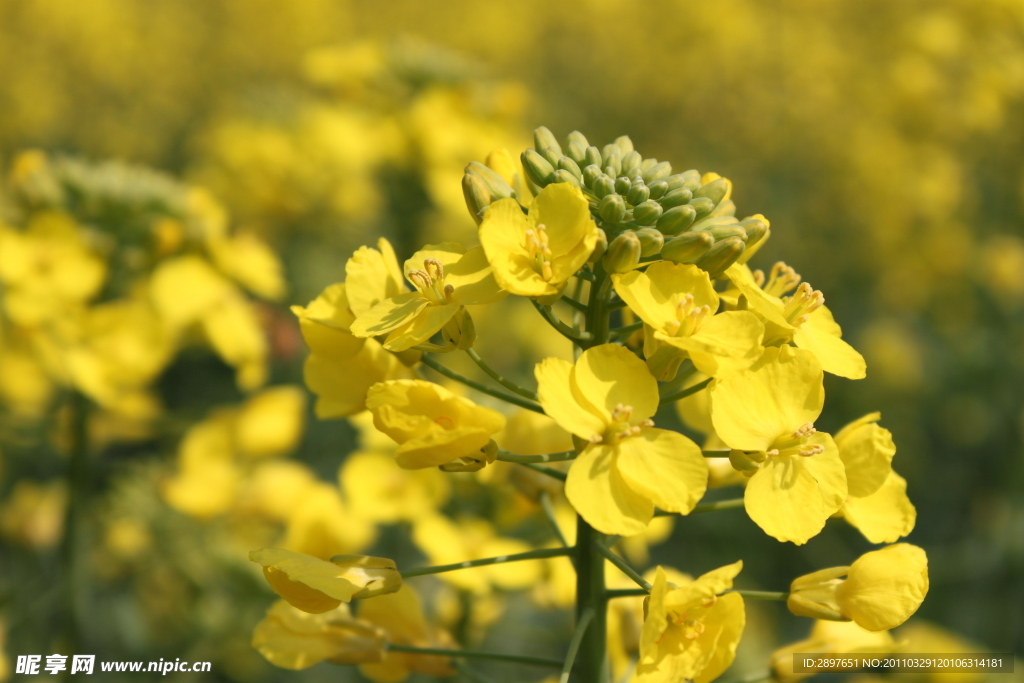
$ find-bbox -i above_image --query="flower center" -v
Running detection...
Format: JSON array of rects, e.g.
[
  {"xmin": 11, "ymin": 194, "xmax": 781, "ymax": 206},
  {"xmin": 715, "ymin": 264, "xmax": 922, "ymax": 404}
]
[
  {"xmin": 408, "ymin": 258, "xmax": 454, "ymax": 305},
  {"xmin": 766, "ymin": 423, "xmax": 824, "ymax": 458},
  {"xmin": 593, "ymin": 403, "xmax": 654, "ymax": 443},
  {"xmin": 664, "ymin": 294, "xmax": 711, "ymax": 338},
  {"xmin": 524, "ymin": 223, "xmax": 554, "ymax": 281}
]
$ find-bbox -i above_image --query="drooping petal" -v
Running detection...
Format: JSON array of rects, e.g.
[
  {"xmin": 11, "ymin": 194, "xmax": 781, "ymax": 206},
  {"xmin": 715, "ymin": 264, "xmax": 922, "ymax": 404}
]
[
  {"xmin": 350, "ymin": 292, "xmax": 429, "ymax": 337},
  {"xmin": 304, "ymin": 340, "xmax": 408, "ymax": 419},
  {"xmin": 615, "ymin": 429, "xmax": 708, "ymax": 515},
  {"xmin": 836, "ymin": 544, "xmax": 929, "ymax": 631},
  {"xmin": 841, "ymin": 471, "xmax": 916, "ymax": 544},
  {"xmin": 793, "ymin": 305, "xmax": 867, "ymax": 379},
  {"xmin": 565, "ymin": 445, "xmax": 653, "ymax": 536},
  {"xmin": 535, "ymin": 357, "xmax": 606, "ymax": 439},
  {"xmin": 292, "ymin": 283, "xmax": 364, "ymax": 358},
  {"xmin": 710, "ymin": 346, "xmax": 824, "ymax": 452},
  {"xmin": 574, "ymin": 344, "xmax": 659, "ymax": 423}
]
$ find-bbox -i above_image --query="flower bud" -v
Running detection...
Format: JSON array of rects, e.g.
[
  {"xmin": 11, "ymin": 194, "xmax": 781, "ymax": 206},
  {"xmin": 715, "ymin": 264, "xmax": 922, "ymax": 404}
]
[
  {"xmin": 534, "ymin": 126, "xmax": 562, "ymax": 158},
  {"xmin": 704, "ymin": 224, "xmax": 748, "ymax": 242},
  {"xmin": 588, "ymin": 227, "xmax": 608, "ymax": 263},
  {"xmin": 740, "ymin": 216, "xmax": 769, "ymax": 247},
  {"xmin": 614, "ymin": 176, "xmax": 632, "ymax": 195},
  {"xmin": 626, "ymin": 180, "xmax": 650, "ymax": 206},
  {"xmin": 540, "ymin": 145, "xmax": 561, "ymax": 167},
  {"xmin": 693, "ymin": 236, "xmax": 746, "ymax": 277},
  {"xmin": 567, "ymin": 129, "xmax": 589, "ymax": 148},
  {"xmin": 601, "ymin": 144, "xmax": 622, "ymax": 177},
  {"xmin": 693, "ymin": 177, "xmax": 729, "ymax": 206},
  {"xmin": 621, "ymin": 150, "xmax": 643, "ymax": 176},
  {"xmin": 593, "ymin": 174, "xmax": 615, "ymax": 198},
  {"xmin": 643, "ymin": 161, "xmax": 672, "ymax": 184},
  {"xmin": 633, "ymin": 200, "xmax": 663, "ymax": 226},
  {"xmin": 522, "ymin": 149, "xmax": 555, "ymax": 187},
  {"xmin": 661, "ymin": 230, "xmax": 714, "ymax": 263},
  {"xmin": 689, "ymin": 196, "xmax": 716, "ymax": 219},
  {"xmin": 552, "ymin": 168, "xmax": 581, "ymax": 188},
  {"xmin": 566, "ymin": 141, "xmax": 587, "ymax": 165},
  {"xmin": 647, "ymin": 179, "xmax": 669, "ymax": 199},
  {"xmin": 442, "ymin": 306, "xmax": 476, "ymax": 350},
  {"xmin": 599, "ymin": 194, "xmax": 627, "ymax": 224},
  {"xmin": 603, "ymin": 231, "xmax": 642, "ymax": 273},
  {"xmin": 558, "ymin": 156, "xmax": 583, "ymax": 180},
  {"xmin": 582, "ymin": 164, "xmax": 603, "ymax": 188},
  {"xmin": 614, "ymin": 135, "xmax": 634, "ymax": 156},
  {"xmin": 462, "ymin": 173, "xmax": 492, "ymax": 225},
  {"xmin": 439, "ymin": 439, "xmax": 499, "ymax": 472},
  {"xmin": 656, "ymin": 204, "xmax": 697, "ymax": 235},
  {"xmin": 659, "ymin": 187, "xmax": 693, "ymax": 209},
  {"xmin": 584, "ymin": 145, "xmax": 603, "ymax": 168},
  {"xmin": 634, "ymin": 227, "xmax": 665, "ymax": 257},
  {"xmin": 672, "ymin": 169, "xmax": 702, "ymax": 192},
  {"xmin": 466, "ymin": 161, "xmax": 515, "ymax": 199}
]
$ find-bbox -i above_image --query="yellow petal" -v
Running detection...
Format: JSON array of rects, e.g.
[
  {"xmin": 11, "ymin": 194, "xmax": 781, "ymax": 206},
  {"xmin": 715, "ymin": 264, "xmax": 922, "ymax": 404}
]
[
  {"xmin": 535, "ymin": 357, "xmax": 606, "ymax": 439},
  {"xmin": 150, "ymin": 255, "xmax": 232, "ymax": 326},
  {"xmin": 382, "ymin": 302, "xmax": 458, "ymax": 351},
  {"xmin": 694, "ymin": 593, "xmax": 746, "ymax": 683},
  {"xmin": 724, "ymin": 263, "xmax": 792, "ymax": 329},
  {"xmin": 393, "ymin": 427, "xmax": 493, "ymax": 468},
  {"xmin": 841, "ymin": 471, "xmax": 916, "ymax": 544},
  {"xmin": 292, "ymin": 283, "xmax": 364, "ymax": 358},
  {"xmin": 345, "ymin": 238, "xmax": 406, "ymax": 318},
  {"xmin": 575, "ymin": 344, "xmax": 659, "ymax": 423},
  {"xmin": 350, "ymin": 291, "xmax": 429, "ymax": 338},
  {"xmin": 446, "ymin": 245, "xmax": 505, "ymax": 305},
  {"xmin": 793, "ymin": 305, "xmax": 866, "ymax": 379},
  {"xmin": 657, "ymin": 310, "xmax": 764, "ymax": 377},
  {"xmin": 612, "ymin": 262, "xmax": 718, "ymax": 333},
  {"xmin": 528, "ymin": 182, "xmax": 599, "ymax": 261},
  {"xmin": 836, "ymin": 544, "xmax": 929, "ymax": 631},
  {"xmin": 710, "ymin": 346, "xmax": 824, "ymax": 452},
  {"xmin": 304, "ymin": 340, "xmax": 409, "ymax": 419},
  {"xmin": 251, "ymin": 601, "xmax": 386, "ymax": 670},
  {"xmin": 835, "ymin": 413, "xmax": 896, "ymax": 497},
  {"xmin": 479, "ymin": 197, "xmax": 554, "ymax": 297},
  {"xmin": 236, "ymin": 386, "xmax": 306, "ymax": 458},
  {"xmin": 615, "ymin": 429, "xmax": 708, "ymax": 514},
  {"xmin": 565, "ymin": 444, "xmax": 653, "ymax": 536}
]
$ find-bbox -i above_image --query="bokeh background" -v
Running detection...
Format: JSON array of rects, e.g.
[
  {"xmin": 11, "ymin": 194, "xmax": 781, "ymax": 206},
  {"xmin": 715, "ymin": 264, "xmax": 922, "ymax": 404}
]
[{"xmin": 0, "ymin": 0, "xmax": 1022, "ymax": 681}]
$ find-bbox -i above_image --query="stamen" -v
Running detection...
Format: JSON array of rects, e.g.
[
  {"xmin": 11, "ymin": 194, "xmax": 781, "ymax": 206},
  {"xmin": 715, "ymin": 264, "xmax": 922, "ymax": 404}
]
[
  {"xmin": 588, "ymin": 434, "xmax": 604, "ymax": 444},
  {"xmin": 752, "ymin": 269, "xmax": 766, "ymax": 288},
  {"xmin": 783, "ymin": 282, "xmax": 825, "ymax": 326},
  {"xmin": 683, "ymin": 620, "xmax": 705, "ymax": 640},
  {"xmin": 764, "ymin": 262, "xmax": 802, "ymax": 297},
  {"xmin": 792, "ymin": 423, "xmax": 817, "ymax": 439},
  {"xmin": 408, "ymin": 269, "xmax": 432, "ymax": 292},
  {"xmin": 798, "ymin": 444, "xmax": 825, "ymax": 457},
  {"xmin": 424, "ymin": 258, "xmax": 444, "ymax": 281},
  {"xmin": 611, "ymin": 403, "xmax": 634, "ymax": 422},
  {"xmin": 443, "ymin": 284, "xmax": 455, "ymax": 302}
]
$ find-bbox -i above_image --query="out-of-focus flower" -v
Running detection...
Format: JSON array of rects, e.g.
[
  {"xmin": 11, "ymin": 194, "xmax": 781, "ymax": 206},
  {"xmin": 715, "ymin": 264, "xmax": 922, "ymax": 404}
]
[
  {"xmin": 772, "ymin": 620, "xmax": 898, "ymax": 683},
  {"xmin": 252, "ymin": 600, "xmax": 387, "ymax": 670},
  {"xmin": 0, "ymin": 480, "xmax": 67, "ymax": 549}
]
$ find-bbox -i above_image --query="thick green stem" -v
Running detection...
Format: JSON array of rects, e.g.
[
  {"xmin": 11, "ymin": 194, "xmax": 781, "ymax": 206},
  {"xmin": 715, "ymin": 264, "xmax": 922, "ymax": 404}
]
[
  {"xmin": 399, "ymin": 547, "xmax": 573, "ymax": 578},
  {"xmin": 386, "ymin": 644, "xmax": 562, "ymax": 668},
  {"xmin": 466, "ymin": 348, "xmax": 539, "ymax": 401},
  {"xmin": 573, "ymin": 518, "xmax": 608, "ymax": 682},
  {"xmin": 60, "ymin": 392, "xmax": 90, "ymax": 654},
  {"xmin": 498, "ymin": 450, "xmax": 576, "ymax": 463},
  {"xmin": 560, "ymin": 607, "xmax": 595, "ymax": 683},
  {"xmin": 421, "ymin": 354, "xmax": 545, "ymax": 414}
]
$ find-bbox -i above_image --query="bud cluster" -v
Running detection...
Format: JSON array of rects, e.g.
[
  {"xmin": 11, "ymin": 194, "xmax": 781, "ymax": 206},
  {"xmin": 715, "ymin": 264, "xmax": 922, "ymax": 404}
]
[{"xmin": 463, "ymin": 126, "xmax": 770, "ymax": 278}]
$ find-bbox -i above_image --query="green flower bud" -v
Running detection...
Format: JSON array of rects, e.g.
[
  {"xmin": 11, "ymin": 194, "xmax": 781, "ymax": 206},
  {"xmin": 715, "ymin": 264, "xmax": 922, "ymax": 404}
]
[
  {"xmin": 633, "ymin": 200, "xmax": 663, "ymax": 226},
  {"xmin": 704, "ymin": 224, "xmax": 748, "ymax": 242},
  {"xmin": 534, "ymin": 126, "xmax": 562, "ymax": 158},
  {"xmin": 689, "ymin": 196, "xmax": 716, "ymax": 219},
  {"xmin": 635, "ymin": 227, "xmax": 665, "ymax": 257},
  {"xmin": 693, "ymin": 177, "xmax": 729, "ymax": 206},
  {"xmin": 648, "ymin": 179, "xmax": 669, "ymax": 200},
  {"xmin": 552, "ymin": 168, "xmax": 581, "ymax": 188},
  {"xmin": 694, "ymin": 236, "xmax": 746, "ymax": 278},
  {"xmin": 599, "ymin": 194, "xmax": 627, "ymax": 224},
  {"xmin": 614, "ymin": 176, "xmax": 632, "ymax": 195},
  {"xmin": 567, "ymin": 130, "xmax": 589, "ymax": 151},
  {"xmin": 584, "ymin": 146, "xmax": 603, "ymax": 168},
  {"xmin": 593, "ymin": 174, "xmax": 615, "ymax": 198},
  {"xmin": 582, "ymin": 164, "xmax": 603, "ymax": 188},
  {"xmin": 711, "ymin": 198, "xmax": 736, "ymax": 219},
  {"xmin": 626, "ymin": 180, "xmax": 650, "ymax": 206},
  {"xmin": 603, "ymin": 231, "xmax": 642, "ymax": 273},
  {"xmin": 604, "ymin": 165, "xmax": 618, "ymax": 179},
  {"xmin": 675, "ymin": 169, "xmax": 702, "ymax": 192},
  {"xmin": 588, "ymin": 227, "xmax": 609, "ymax": 263},
  {"xmin": 662, "ymin": 230, "xmax": 714, "ymax": 263},
  {"xmin": 567, "ymin": 141, "xmax": 587, "ymax": 165},
  {"xmin": 643, "ymin": 161, "xmax": 672, "ymax": 184},
  {"xmin": 740, "ymin": 217, "xmax": 769, "ymax": 247},
  {"xmin": 614, "ymin": 135, "xmax": 635, "ymax": 156},
  {"xmin": 640, "ymin": 157, "xmax": 658, "ymax": 174},
  {"xmin": 621, "ymin": 150, "xmax": 643, "ymax": 176},
  {"xmin": 656, "ymin": 204, "xmax": 697, "ymax": 235},
  {"xmin": 540, "ymin": 145, "xmax": 561, "ymax": 167},
  {"xmin": 558, "ymin": 156, "xmax": 583, "ymax": 181},
  {"xmin": 466, "ymin": 161, "xmax": 516, "ymax": 199},
  {"xmin": 659, "ymin": 187, "xmax": 693, "ymax": 208},
  {"xmin": 601, "ymin": 144, "xmax": 622, "ymax": 177},
  {"xmin": 522, "ymin": 149, "xmax": 555, "ymax": 187},
  {"xmin": 462, "ymin": 172, "xmax": 492, "ymax": 225}
]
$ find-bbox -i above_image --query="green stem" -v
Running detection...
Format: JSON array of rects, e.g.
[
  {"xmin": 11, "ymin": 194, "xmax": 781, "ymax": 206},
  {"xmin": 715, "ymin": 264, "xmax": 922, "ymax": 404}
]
[
  {"xmin": 561, "ymin": 295, "xmax": 588, "ymax": 313},
  {"xmin": 609, "ymin": 321, "xmax": 644, "ymax": 340},
  {"xmin": 559, "ymin": 607, "xmax": 594, "ymax": 683},
  {"xmin": 466, "ymin": 348, "xmax": 539, "ymax": 401},
  {"xmin": 421, "ymin": 354, "xmax": 545, "ymax": 414},
  {"xmin": 61, "ymin": 392, "xmax": 90, "ymax": 655},
  {"xmin": 573, "ymin": 519, "xmax": 608, "ymax": 682},
  {"xmin": 583, "ymin": 272, "xmax": 613, "ymax": 349},
  {"xmin": 399, "ymin": 547, "xmax": 573, "ymax": 578},
  {"xmin": 497, "ymin": 450, "xmax": 576, "ymax": 463},
  {"xmin": 605, "ymin": 588, "xmax": 650, "ymax": 599},
  {"xmin": 532, "ymin": 299, "xmax": 593, "ymax": 343},
  {"xmin": 655, "ymin": 497, "xmax": 745, "ymax": 516},
  {"xmin": 386, "ymin": 644, "xmax": 562, "ymax": 668},
  {"xmin": 520, "ymin": 462, "xmax": 567, "ymax": 481},
  {"xmin": 658, "ymin": 377, "xmax": 713, "ymax": 405},
  {"xmin": 593, "ymin": 541, "xmax": 652, "ymax": 591},
  {"xmin": 540, "ymin": 491, "xmax": 571, "ymax": 549},
  {"xmin": 729, "ymin": 590, "xmax": 789, "ymax": 601}
]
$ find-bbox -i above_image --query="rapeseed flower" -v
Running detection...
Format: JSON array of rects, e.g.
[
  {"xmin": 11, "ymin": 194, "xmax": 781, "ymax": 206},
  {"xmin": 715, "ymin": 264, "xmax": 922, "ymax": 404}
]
[{"xmin": 252, "ymin": 600, "xmax": 387, "ymax": 670}]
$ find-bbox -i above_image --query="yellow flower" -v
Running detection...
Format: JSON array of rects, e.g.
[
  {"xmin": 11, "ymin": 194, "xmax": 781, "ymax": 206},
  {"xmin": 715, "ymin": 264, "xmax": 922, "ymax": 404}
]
[
  {"xmin": 841, "ymin": 470, "xmax": 917, "ymax": 544},
  {"xmin": 250, "ymin": 548, "xmax": 401, "ymax": 614},
  {"xmin": 252, "ymin": 600, "xmax": 387, "ymax": 670},
  {"xmin": 771, "ymin": 620, "xmax": 897, "ymax": 683},
  {"xmin": 162, "ymin": 416, "xmax": 240, "ymax": 519},
  {"xmin": 365, "ymin": 379, "xmax": 505, "ymax": 470},
  {"xmin": 350, "ymin": 243, "xmax": 503, "ymax": 352},
  {"xmin": 787, "ymin": 543, "xmax": 929, "ymax": 631},
  {"xmin": 357, "ymin": 585, "xmax": 458, "ymax": 682},
  {"xmin": 612, "ymin": 262, "xmax": 764, "ymax": 380},
  {"xmin": 536, "ymin": 344, "xmax": 708, "ymax": 535},
  {"xmin": 725, "ymin": 262, "xmax": 866, "ymax": 379},
  {"xmin": 234, "ymin": 385, "xmax": 307, "ymax": 458},
  {"xmin": 479, "ymin": 182, "xmax": 600, "ymax": 298},
  {"xmin": 283, "ymin": 483, "xmax": 377, "ymax": 560},
  {"xmin": 340, "ymin": 451, "xmax": 450, "ymax": 524},
  {"xmin": 635, "ymin": 562, "xmax": 746, "ymax": 683},
  {"xmin": 0, "ymin": 479, "xmax": 67, "ymax": 549},
  {"xmin": 709, "ymin": 346, "xmax": 848, "ymax": 544}
]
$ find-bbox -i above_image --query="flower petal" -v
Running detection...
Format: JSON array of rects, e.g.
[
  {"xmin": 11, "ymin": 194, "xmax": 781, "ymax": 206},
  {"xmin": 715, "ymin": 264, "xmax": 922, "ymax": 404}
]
[
  {"xmin": 793, "ymin": 305, "xmax": 866, "ymax": 379},
  {"xmin": 841, "ymin": 470, "xmax": 916, "ymax": 544},
  {"xmin": 383, "ymin": 302, "xmax": 459, "ymax": 351},
  {"xmin": 575, "ymin": 344, "xmax": 659, "ymax": 423},
  {"xmin": 565, "ymin": 444, "xmax": 653, "ymax": 536},
  {"xmin": 345, "ymin": 238, "xmax": 406, "ymax": 318},
  {"xmin": 350, "ymin": 292, "xmax": 429, "ymax": 337},
  {"xmin": 479, "ymin": 197, "xmax": 555, "ymax": 298},
  {"xmin": 613, "ymin": 262, "xmax": 719, "ymax": 333},
  {"xmin": 835, "ymin": 413, "xmax": 895, "ymax": 497},
  {"xmin": 446, "ymin": 246, "xmax": 505, "ymax": 305},
  {"xmin": 836, "ymin": 543, "xmax": 929, "ymax": 631},
  {"xmin": 535, "ymin": 357, "xmax": 607, "ymax": 439},
  {"xmin": 615, "ymin": 429, "xmax": 708, "ymax": 514}
]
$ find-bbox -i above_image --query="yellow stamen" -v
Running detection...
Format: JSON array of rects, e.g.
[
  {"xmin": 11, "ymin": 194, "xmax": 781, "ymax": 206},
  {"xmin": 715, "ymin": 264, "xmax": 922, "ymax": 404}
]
[
  {"xmin": 764, "ymin": 262, "xmax": 802, "ymax": 297},
  {"xmin": 783, "ymin": 282, "xmax": 825, "ymax": 326}
]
